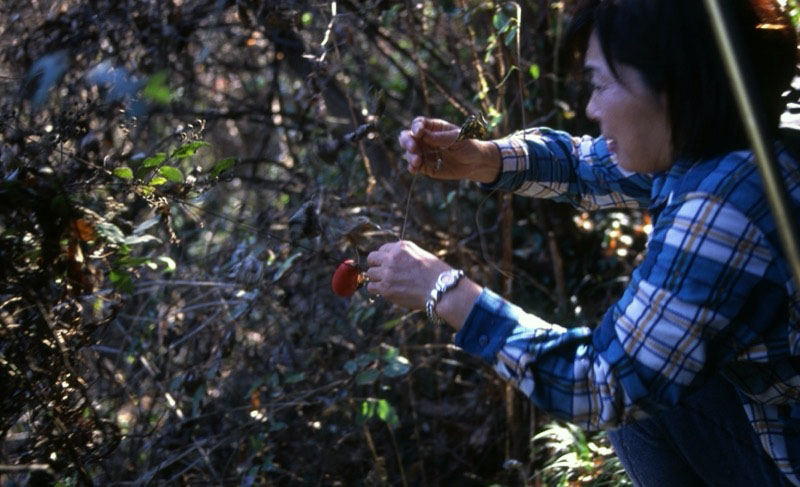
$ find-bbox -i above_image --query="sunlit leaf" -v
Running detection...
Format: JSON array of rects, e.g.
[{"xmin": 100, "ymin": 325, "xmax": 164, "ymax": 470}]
[
  {"xmin": 530, "ymin": 64, "xmax": 541, "ymax": 80},
  {"xmin": 134, "ymin": 216, "xmax": 161, "ymax": 235},
  {"xmin": 376, "ymin": 399, "xmax": 399, "ymax": 425},
  {"xmin": 439, "ymin": 189, "xmax": 457, "ymax": 210},
  {"xmin": 172, "ymin": 141, "xmax": 210, "ymax": 159},
  {"xmin": 157, "ymin": 256, "xmax": 176, "ymax": 273},
  {"xmin": 383, "ymin": 357, "xmax": 411, "ymax": 378},
  {"xmin": 149, "ymin": 176, "xmax": 168, "ymax": 186},
  {"xmin": 382, "ymin": 345, "xmax": 399, "ymax": 361},
  {"xmin": 113, "ymin": 167, "xmax": 133, "ymax": 180},
  {"xmin": 124, "ymin": 234, "xmax": 161, "ymax": 245},
  {"xmin": 360, "ymin": 399, "xmax": 376, "ymax": 419},
  {"xmin": 95, "ymin": 222, "xmax": 126, "ymax": 244},
  {"xmin": 142, "ymin": 152, "xmax": 167, "ymax": 168},
  {"xmin": 492, "ymin": 11, "xmax": 510, "ymax": 31},
  {"xmin": 158, "ymin": 166, "xmax": 184, "ymax": 183},
  {"xmin": 272, "ymin": 252, "xmax": 302, "ymax": 281}
]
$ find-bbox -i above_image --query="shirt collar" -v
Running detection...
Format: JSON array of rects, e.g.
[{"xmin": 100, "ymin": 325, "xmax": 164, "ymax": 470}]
[{"xmin": 650, "ymin": 157, "xmax": 695, "ymax": 208}]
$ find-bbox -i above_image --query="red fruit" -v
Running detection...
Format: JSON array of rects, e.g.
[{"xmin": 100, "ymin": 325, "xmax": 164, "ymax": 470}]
[{"xmin": 332, "ymin": 259, "xmax": 363, "ymax": 297}]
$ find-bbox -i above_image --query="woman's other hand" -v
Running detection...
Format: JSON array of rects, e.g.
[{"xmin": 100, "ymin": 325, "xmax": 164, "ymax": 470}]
[
  {"xmin": 398, "ymin": 116, "xmax": 501, "ymax": 183},
  {"xmin": 365, "ymin": 240, "xmax": 449, "ymax": 310},
  {"xmin": 365, "ymin": 240, "xmax": 483, "ymax": 330}
]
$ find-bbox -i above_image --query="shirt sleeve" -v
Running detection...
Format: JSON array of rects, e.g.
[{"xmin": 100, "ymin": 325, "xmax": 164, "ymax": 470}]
[
  {"xmin": 455, "ymin": 193, "xmax": 776, "ymax": 430},
  {"xmin": 484, "ymin": 127, "xmax": 653, "ymax": 210}
]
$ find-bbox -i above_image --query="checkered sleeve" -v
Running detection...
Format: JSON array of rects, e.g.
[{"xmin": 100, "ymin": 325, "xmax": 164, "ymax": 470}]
[
  {"xmin": 456, "ymin": 192, "xmax": 775, "ymax": 430},
  {"xmin": 484, "ymin": 127, "xmax": 653, "ymax": 210}
]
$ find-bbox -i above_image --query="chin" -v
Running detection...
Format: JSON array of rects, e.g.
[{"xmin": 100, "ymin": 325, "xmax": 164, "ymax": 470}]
[{"xmin": 615, "ymin": 157, "xmax": 636, "ymax": 172}]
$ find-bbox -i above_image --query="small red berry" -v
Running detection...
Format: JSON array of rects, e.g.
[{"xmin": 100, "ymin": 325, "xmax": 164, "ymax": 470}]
[{"xmin": 331, "ymin": 259, "xmax": 363, "ymax": 297}]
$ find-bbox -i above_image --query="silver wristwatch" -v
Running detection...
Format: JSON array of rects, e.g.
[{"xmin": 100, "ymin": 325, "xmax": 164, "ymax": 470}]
[{"xmin": 425, "ymin": 269, "xmax": 465, "ymax": 326}]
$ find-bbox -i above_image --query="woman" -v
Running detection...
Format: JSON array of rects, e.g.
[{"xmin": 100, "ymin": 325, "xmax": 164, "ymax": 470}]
[{"xmin": 365, "ymin": 0, "xmax": 800, "ymax": 485}]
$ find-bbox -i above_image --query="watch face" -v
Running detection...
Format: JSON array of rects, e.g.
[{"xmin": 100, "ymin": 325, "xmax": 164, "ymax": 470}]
[{"xmin": 440, "ymin": 274, "xmax": 456, "ymax": 286}]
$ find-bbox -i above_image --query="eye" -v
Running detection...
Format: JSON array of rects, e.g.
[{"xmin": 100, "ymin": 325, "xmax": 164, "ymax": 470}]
[{"xmin": 590, "ymin": 81, "xmax": 606, "ymax": 93}]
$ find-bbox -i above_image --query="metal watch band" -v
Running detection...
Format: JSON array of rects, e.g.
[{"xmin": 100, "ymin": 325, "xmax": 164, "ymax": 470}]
[{"xmin": 425, "ymin": 269, "xmax": 464, "ymax": 325}]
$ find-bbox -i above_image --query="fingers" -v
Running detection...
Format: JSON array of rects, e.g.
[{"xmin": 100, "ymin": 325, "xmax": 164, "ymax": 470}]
[
  {"xmin": 366, "ymin": 280, "xmax": 382, "ymax": 296},
  {"xmin": 400, "ymin": 117, "xmax": 462, "ymax": 174},
  {"xmin": 365, "ymin": 251, "xmax": 390, "ymax": 296},
  {"xmin": 411, "ymin": 118, "xmax": 460, "ymax": 148},
  {"xmin": 411, "ymin": 116, "xmax": 426, "ymax": 137},
  {"xmin": 366, "ymin": 249, "xmax": 384, "ymax": 267},
  {"xmin": 365, "ymin": 266, "xmax": 383, "ymax": 289},
  {"xmin": 420, "ymin": 127, "xmax": 460, "ymax": 148}
]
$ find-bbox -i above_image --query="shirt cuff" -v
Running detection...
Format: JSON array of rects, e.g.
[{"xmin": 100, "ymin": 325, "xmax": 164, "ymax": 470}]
[
  {"xmin": 454, "ymin": 287, "xmax": 518, "ymax": 363},
  {"xmin": 478, "ymin": 134, "xmax": 531, "ymax": 192}
]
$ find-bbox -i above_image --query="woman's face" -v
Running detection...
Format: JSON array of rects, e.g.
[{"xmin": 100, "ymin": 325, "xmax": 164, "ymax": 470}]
[{"xmin": 584, "ymin": 32, "xmax": 673, "ymax": 173}]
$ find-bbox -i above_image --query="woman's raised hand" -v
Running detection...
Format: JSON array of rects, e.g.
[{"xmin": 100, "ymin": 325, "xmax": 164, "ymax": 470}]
[{"xmin": 398, "ymin": 116, "xmax": 501, "ymax": 183}]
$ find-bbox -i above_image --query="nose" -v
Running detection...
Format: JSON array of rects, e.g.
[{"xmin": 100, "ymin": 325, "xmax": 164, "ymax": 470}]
[{"xmin": 585, "ymin": 91, "xmax": 600, "ymax": 122}]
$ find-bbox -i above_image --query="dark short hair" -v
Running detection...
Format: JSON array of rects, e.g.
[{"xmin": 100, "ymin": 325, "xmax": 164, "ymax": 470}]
[{"xmin": 565, "ymin": 0, "xmax": 798, "ymax": 160}]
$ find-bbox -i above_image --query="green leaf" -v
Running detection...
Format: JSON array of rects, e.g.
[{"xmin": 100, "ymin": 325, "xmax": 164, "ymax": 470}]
[
  {"xmin": 210, "ymin": 157, "xmax": 236, "ymax": 178},
  {"xmin": 124, "ymin": 234, "xmax": 161, "ymax": 246},
  {"xmin": 381, "ymin": 316, "xmax": 404, "ymax": 330},
  {"xmin": 438, "ymin": 190, "xmax": 457, "ymax": 210},
  {"xmin": 301, "ymin": 11, "xmax": 312, "ymax": 26},
  {"xmin": 355, "ymin": 352, "xmax": 378, "ymax": 367},
  {"xmin": 272, "ymin": 252, "xmax": 302, "ymax": 281},
  {"xmin": 172, "ymin": 141, "xmax": 210, "ymax": 159},
  {"xmin": 360, "ymin": 399, "xmax": 377, "ymax": 419},
  {"xmin": 382, "ymin": 345, "xmax": 399, "ymax": 361},
  {"xmin": 134, "ymin": 216, "xmax": 161, "ymax": 234},
  {"xmin": 109, "ymin": 270, "xmax": 133, "ymax": 293},
  {"xmin": 493, "ymin": 11, "xmax": 510, "ymax": 31},
  {"xmin": 143, "ymin": 71, "xmax": 173, "ymax": 104},
  {"xmin": 158, "ymin": 166, "xmax": 184, "ymax": 183},
  {"xmin": 376, "ymin": 399, "xmax": 399, "ymax": 425},
  {"xmin": 95, "ymin": 222, "xmax": 126, "ymax": 244},
  {"xmin": 383, "ymin": 357, "xmax": 411, "ymax": 378},
  {"xmin": 283, "ymin": 371, "xmax": 305, "ymax": 384},
  {"xmin": 530, "ymin": 64, "xmax": 541, "ymax": 80},
  {"xmin": 344, "ymin": 360, "xmax": 359, "ymax": 375},
  {"xmin": 149, "ymin": 176, "xmax": 168, "ymax": 186},
  {"xmin": 117, "ymin": 255, "xmax": 152, "ymax": 267},
  {"xmin": 142, "ymin": 152, "xmax": 167, "ymax": 168},
  {"xmin": 355, "ymin": 369, "xmax": 380, "ymax": 385},
  {"xmin": 157, "ymin": 256, "xmax": 176, "ymax": 273},
  {"xmin": 113, "ymin": 167, "xmax": 133, "ymax": 180},
  {"xmin": 504, "ymin": 25, "xmax": 518, "ymax": 47}
]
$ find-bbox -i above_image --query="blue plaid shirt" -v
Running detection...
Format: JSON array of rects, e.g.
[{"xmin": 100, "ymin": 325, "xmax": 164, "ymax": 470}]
[{"xmin": 455, "ymin": 127, "xmax": 800, "ymax": 484}]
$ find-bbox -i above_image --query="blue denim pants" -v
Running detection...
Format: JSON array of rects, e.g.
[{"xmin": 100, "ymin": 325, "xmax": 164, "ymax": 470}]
[{"xmin": 607, "ymin": 374, "xmax": 790, "ymax": 486}]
